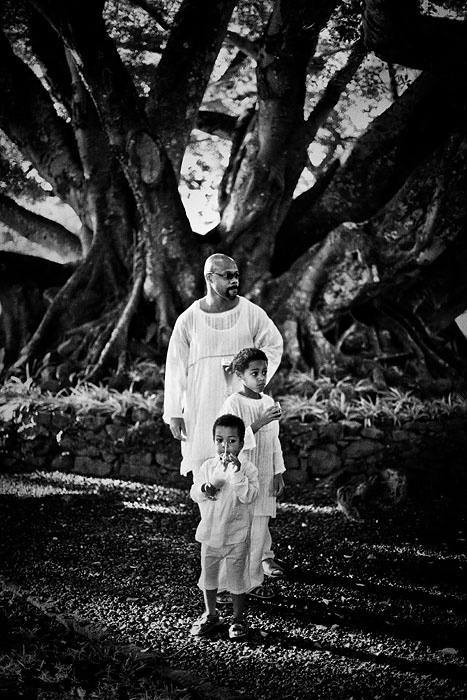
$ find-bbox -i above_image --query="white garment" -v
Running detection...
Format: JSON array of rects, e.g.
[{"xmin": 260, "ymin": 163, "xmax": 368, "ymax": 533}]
[
  {"xmin": 163, "ymin": 296, "xmax": 283, "ymax": 475},
  {"xmin": 190, "ymin": 456, "xmax": 259, "ymax": 548},
  {"xmin": 248, "ymin": 515, "xmax": 270, "ymax": 589},
  {"xmin": 198, "ymin": 541, "xmax": 251, "ymax": 594},
  {"xmin": 220, "ymin": 393, "xmax": 285, "ymax": 517}
]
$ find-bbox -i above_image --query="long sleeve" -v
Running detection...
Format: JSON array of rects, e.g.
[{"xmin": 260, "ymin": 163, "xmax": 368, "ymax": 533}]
[
  {"xmin": 229, "ymin": 462, "xmax": 259, "ymax": 504},
  {"xmin": 273, "ymin": 435, "xmax": 286, "ymax": 475},
  {"xmin": 249, "ymin": 303, "xmax": 283, "ymax": 382},
  {"xmin": 191, "ymin": 457, "xmax": 258, "ymax": 547},
  {"xmin": 162, "ymin": 313, "xmax": 190, "ymax": 423},
  {"xmin": 190, "ymin": 461, "xmax": 210, "ymax": 504}
]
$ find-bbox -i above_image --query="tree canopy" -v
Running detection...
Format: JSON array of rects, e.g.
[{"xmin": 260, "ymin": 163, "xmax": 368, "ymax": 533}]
[{"xmin": 1, "ymin": 0, "xmax": 467, "ymax": 393}]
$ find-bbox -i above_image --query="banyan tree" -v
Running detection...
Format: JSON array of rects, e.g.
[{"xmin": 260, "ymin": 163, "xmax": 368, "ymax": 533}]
[{"xmin": 1, "ymin": 0, "xmax": 467, "ymax": 391}]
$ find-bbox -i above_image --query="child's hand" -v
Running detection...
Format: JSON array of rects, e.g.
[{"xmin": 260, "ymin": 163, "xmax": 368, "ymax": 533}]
[
  {"xmin": 259, "ymin": 403, "xmax": 282, "ymax": 427},
  {"xmin": 203, "ymin": 483, "xmax": 219, "ymax": 499},
  {"xmin": 224, "ymin": 453, "xmax": 241, "ymax": 473},
  {"xmin": 272, "ymin": 473, "xmax": 285, "ymax": 497}
]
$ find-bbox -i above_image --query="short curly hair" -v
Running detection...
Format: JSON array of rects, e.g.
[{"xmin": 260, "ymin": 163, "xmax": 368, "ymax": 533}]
[
  {"xmin": 213, "ymin": 413, "xmax": 245, "ymax": 441},
  {"xmin": 231, "ymin": 347, "xmax": 268, "ymax": 374}
]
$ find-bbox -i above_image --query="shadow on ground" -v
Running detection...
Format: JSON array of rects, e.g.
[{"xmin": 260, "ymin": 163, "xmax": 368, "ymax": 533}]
[{"xmin": 0, "ymin": 470, "xmax": 466, "ymax": 700}]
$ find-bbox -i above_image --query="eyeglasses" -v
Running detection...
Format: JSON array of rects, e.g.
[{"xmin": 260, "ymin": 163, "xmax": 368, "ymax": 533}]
[{"xmin": 209, "ymin": 271, "xmax": 240, "ymax": 280}]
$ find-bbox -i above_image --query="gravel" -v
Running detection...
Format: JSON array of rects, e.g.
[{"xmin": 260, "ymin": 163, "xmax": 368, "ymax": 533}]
[{"xmin": 0, "ymin": 469, "xmax": 466, "ymax": 700}]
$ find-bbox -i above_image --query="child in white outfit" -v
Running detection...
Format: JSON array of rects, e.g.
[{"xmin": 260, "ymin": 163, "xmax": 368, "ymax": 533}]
[
  {"xmin": 220, "ymin": 348, "xmax": 285, "ymax": 599},
  {"xmin": 190, "ymin": 414, "xmax": 259, "ymax": 640}
]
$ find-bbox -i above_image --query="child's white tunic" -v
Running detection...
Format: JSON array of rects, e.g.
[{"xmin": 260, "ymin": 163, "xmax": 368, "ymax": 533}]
[
  {"xmin": 190, "ymin": 456, "xmax": 259, "ymax": 547},
  {"xmin": 220, "ymin": 393, "xmax": 285, "ymax": 518},
  {"xmin": 163, "ymin": 297, "xmax": 283, "ymax": 475}
]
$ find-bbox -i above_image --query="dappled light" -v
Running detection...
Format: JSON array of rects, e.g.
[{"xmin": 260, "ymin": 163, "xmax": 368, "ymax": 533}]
[{"xmin": 1, "ymin": 469, "xmax": 466, "ymax": 699}]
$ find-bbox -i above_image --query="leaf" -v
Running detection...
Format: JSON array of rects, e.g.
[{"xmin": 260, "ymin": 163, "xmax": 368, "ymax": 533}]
[{"xmin": 439, "ymin": 647, "xmax": 458, "ymax": 656}]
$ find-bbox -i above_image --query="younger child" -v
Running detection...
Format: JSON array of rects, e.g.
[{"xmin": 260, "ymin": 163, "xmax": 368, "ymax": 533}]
[
  {"xmin": 190, "ymin": 414, "xmax": 259, "ymax": 640},
  {"xmin": 220, "ymin": 348, "xmax": 285, "ymax": 599}
]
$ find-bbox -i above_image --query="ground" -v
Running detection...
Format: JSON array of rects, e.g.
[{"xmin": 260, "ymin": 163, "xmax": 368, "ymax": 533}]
[{"xmin": 0, "ymin": 470, "xmax": 466, "ymax": 700}]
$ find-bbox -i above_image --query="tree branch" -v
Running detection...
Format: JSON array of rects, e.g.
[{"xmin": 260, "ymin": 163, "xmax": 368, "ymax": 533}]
[
  {"xmin": 225, "ymin": 30, "xmax": 259, "ymax": 60},
  {"xmin": 0, "ymin": 193, "xmax": 82, "ymax": 264},
  {"xmin": 146, "ymin": 0, "xmax": 238, "ymax": 175},
  {"xmin": 28, "ymin": 0, "xmax": 197, "ymax": 309},
  {"xmin": 304, "ymin": 37, "xmax": 366, "ymax": 145},
  {"xmin": 363, "ymin": 0, "xmax": 467, "ymax": 71},
  {"xmin": 28, "ymin": 6, "xmax": 73, "ymax": 114},
  {"xmin": 195, "ymin": 110, "xmax": 238, "ymax": 140},
  {"xmin": 275, "ymin": 70, "xmax": 465, "ymax": 271},
  {"xmin": 124, "ymin": 0, "xmax": 170, "ymax": 30},
  {"xmin": 0, "ymin": 28, "xmax": 85, "ymax": 213}
]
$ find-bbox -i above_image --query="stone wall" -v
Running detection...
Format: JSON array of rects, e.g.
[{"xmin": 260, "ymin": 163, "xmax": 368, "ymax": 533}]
[
  {"xmin": 1, "ymin": 405, "xmax": 467, "ymax": 493},
  {"xmin": 0, "ymin": 406, "xmax": 186, "ymax": 489},
  {"xmin": 280, "ymin": 414, "xmax": 467, "ymax": 487}
]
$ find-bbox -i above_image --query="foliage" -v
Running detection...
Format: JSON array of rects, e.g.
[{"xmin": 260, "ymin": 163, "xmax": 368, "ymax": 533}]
[
  {"xmin": 1, "ymin": 367, "xmax": 466, "ymax": 427},
  {"xmin": 276, "ymin": 374, "xmax": 467, "ymax": 425},
  {"xmin": 0, "ymin": 374, "xmax": 163, "ymax": 421},
  {"xmin": 1, "ymin": 590, "xmax": 190, "ymax": 700}
]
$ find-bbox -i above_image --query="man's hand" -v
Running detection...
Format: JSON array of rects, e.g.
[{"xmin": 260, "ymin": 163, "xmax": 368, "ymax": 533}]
[
  {"xmin": 273, "ymin": 473, "xmax": 285, "ymax": 497},
  {"xmin": 169, "ymin": 417, "xmax": 186, "ymax": 441}
]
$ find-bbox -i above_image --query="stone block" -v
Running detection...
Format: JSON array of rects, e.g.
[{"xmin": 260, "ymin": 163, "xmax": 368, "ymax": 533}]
[
  {"xmin": 31, "ymin": 411, "xmax": 53, "ymax": 427},
  {"xmin": 291, "ymin": 429, "xmax": 319, "ymax": 445},
  {"xmin": 308, "ymin": 447, "xmax": 342, "ymax": 476},
  {"xmin": 317, "ymin": 423, "xmax": 345, "ymax": 441},
  {"xmin": 51, "ymin": 413, "xmax": 75, "ymax": 430},
  {"xmin": 283, "ymin": 453, "xmax": 300, "ymax": 470},
  {"xmin": 51, "ymin": 452, "xmax": 75, "ymax": 471},
  {"xmin": 343, "ymin": 439, "xmax": 384, "ymax": 460},
  {"xmin": 117, "ymin": 461, "xmax": 156, "ymax": 482},
  {"xmin": 73, "ymin": 456, "xmax": 111, "ymax": 477},
  {"xmin": 341, "ymin": 420, "xmax": 362, "ymax": 436},
  {"xmin": 122, "ymin": 451, "xmax": 153, "ymax": 468},
  {"xmin": 101, "ymin": 450, "xmax": 118, "ymax": 464},
  {"xmin": 284, "ymin": 468, "xmax": 309, "ymax": 485},
  {"xmin": 130, "ymin": 407, "xmax": 151, "ymax": 423},
  {"xmin": 392, "ymin": 430, "xmax": 413, "ymax": 442},
  {"xmin": 75, "ymin": 414, "xmax": 109, "ymax": 431},
  {"xmin": 105, "ymin": 424, "xmax": 128, "ymax": 442},
  {"xmin": 361, "ymin": 426, "xmax": 385, "ymax": 440}
]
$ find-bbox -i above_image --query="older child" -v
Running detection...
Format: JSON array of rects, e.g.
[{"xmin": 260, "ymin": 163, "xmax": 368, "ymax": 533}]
[
  {"xmin": 220, "ymin": 348, "xmax": 285, "ymax": 599},
  {"xmin": 190, "ymin": 414, "xmax": 258, "ymax": 640}
]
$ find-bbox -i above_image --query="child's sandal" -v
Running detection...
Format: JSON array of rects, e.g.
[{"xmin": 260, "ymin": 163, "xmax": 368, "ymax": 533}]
[
  {"xmin": 190, "ymin": 610, "xmax": 224, "ymax": 637},
  {"xmin": 228, "ymin": 619, "xmax": 249, "ymax": 640}
]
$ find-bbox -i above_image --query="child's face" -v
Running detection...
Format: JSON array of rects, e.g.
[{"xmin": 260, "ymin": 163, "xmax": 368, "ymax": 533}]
[
  {"xmin": 214, "ymin": 425, "xmax": 244, "ymax": 457},
  {"xmin": 237, "ymin": 359, "xmax": 268, "ymax": 394}
]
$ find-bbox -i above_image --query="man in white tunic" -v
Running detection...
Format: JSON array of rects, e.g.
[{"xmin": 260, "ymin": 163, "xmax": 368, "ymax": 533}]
[{"xmin": 163, "ymin": 254, "xmax": 283, "ymax": 477}]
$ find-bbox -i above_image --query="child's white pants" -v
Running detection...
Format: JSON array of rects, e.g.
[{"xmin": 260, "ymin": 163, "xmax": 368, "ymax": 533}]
[
  {"xmin": 198, "ymin": 541, "xmax": 251, "ymax": 595},
  {"xmin": 217, "ymin": 514, "xmax": 271, "ymax": 592}
]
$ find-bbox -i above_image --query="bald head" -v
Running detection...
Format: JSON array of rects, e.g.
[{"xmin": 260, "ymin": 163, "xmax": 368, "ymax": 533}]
[{"xmin": 204, "ymin": 254, "xmax": 237, "ymax": 276}]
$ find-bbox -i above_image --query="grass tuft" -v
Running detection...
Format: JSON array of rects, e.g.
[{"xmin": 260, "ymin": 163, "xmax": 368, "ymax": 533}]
[{"xmin": 1, "ymin": 367, "xmax": 467, "ymax": 427}]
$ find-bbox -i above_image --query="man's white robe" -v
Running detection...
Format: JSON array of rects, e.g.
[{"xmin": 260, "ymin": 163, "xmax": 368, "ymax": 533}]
[{"xmin": 163, "ymin": 296, "xmax": 283, "ymax": 475}]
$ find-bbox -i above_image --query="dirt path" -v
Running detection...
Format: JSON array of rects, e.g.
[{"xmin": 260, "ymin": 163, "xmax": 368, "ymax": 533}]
[{"xmin": 0, "ymin": 470, "xmax": 466, "ymax": 699}]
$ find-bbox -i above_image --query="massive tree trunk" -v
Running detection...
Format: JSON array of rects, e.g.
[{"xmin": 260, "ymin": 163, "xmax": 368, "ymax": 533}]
[
  {"xmin": 210, "ymin": 0, "xmax": 349, "ymax": 289},
  {"xmin": 273, "ymin": 70, "xmax": 466, "ymax": 270},
  {"xmin": 260, "ymin": 129, "xmax": 467, "ymax": 386},
  {"xmin": 1, "ymin": 0, "xmax": 467, "ymax": 392},
  {"xmin": 1, "ymin": 0, "xmax": 233, "ymax": 383}
]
